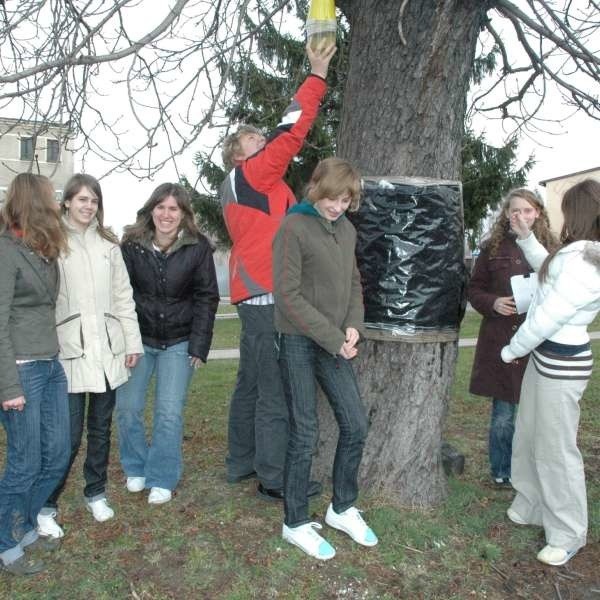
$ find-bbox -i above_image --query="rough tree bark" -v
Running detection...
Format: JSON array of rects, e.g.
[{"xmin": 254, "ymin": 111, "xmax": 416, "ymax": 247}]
[{"xmin": 312, "ymin": 0, "xmax": 489, "ymax": 506}]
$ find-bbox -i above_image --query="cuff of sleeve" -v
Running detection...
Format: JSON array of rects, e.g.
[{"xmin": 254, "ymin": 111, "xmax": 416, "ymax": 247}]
[
  {"xmin": 308, "ymin": 73, "xmax": 327, "ymax": 83},
  {"xmin": 516, "ymin": 232, "xmax": 535, "ymax": 248},
  {"xmin": 501, "ymin": 346, "xmax": 516, "ymax": 363},
  {"xmin": 323, "ymin": 331, "xmax": 346, "ymax": 356}
]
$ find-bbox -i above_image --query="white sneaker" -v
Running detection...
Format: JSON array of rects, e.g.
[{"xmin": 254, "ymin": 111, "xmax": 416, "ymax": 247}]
[
  {"xmin": 537, "ymin": 544, "xmax": 579, "ymax": 566},
  {"xmin": 126, "ymin": 476, "xmax": 146, "ymax": 492},
  {"xmin": 37, "ymin": 512, "xmax": 64, "ymax": 539},
  {"xmin": 86, "ymin": 498, "xmax": 115, "ymax": 522},
  {"xmin": 507, "ymin": 507, "xmax": 528, "ymax": 525},
  {"xmin": 148, "ymin": 487, "xmax": 172, "ymax": 504},
  {"xmin": 325, "ymin": 504, "xmax": 378, "ymax": 546},
  {"xmin": 282, "ymin": 522, "xmax": 336, "ymax": 560}
]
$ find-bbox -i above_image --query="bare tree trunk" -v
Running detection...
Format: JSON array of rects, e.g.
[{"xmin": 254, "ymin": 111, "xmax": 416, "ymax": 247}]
[
  {"xmin": 312, "ymin": 0, "xmax": 487, "ymax": 506},
  {"xmin": 313, "ymin": 339, "xmax": 458, "ymax": 505}
]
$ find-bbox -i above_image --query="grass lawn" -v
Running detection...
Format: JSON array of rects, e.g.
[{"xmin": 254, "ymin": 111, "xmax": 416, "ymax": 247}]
[
  {"xmin": 211, "ymin": 318, "xmax": 242, "ymax": 350},
  {"xmin": 216, "ymin": 304, "xmax": 237, "ymax": 316},
  {"xmin": 1, "ymin": 345, "xmax": 599, "ymax": 598},
  {"xmin": 210, "ymin": 309, "xmax": 600, "ymax": 351}
]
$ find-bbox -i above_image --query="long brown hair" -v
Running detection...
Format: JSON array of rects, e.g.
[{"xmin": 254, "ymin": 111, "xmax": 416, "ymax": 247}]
[
  {"xmin": 121, "ymin": 183, "xmax": 200, "ymax": 244},
  {"xmin": 539, "ymin": 179, "xmax": 600, "ymax": 282},
  {"xmin": 61, "ymin": 173, "xmax": 118, "ymax": 244},
  {"xmin": 1, "ymin": 172, "xmax": 67, "ymax": 259},
  {"xmin": 484, "ymin": 188, "xmax": 556, "ymax": 257}
]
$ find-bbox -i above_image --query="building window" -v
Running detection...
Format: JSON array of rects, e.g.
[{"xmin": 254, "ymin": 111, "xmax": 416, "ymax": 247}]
[
  {"xmin": 20, "ymin": 137, "xmax": 34, "ymax": 161},
  {"xmin": 47, "ymin": 139, "xmax": 60, "ymax": 163}
]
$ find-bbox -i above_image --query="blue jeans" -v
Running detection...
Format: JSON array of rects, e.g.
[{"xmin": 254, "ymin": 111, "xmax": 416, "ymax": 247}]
[
  {"xmin": 116, "ymin": 341, "xmax": 194, "ymax": 491},
  {"xmin": 489, "ymin": 397, "xmax": 516, "ymax": 479},
  {"xmin": 278, "ymin": 334, "xmax": 368, "ymax": 527},
  {"xmin": 0, "ymin": 358, "xmax": 70, "ymax": 565},
  {"xmin": 45, "ymin": 384, "xmax": 116, "ymax": 509},
  {"xmin": 226, "ymin": 304, "xmax": 289, "ymax": 488}
]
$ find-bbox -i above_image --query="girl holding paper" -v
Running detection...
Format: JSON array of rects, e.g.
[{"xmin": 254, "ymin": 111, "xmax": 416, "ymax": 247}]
[
  {"xmin": 468, "ymin": 189, "xmax": 555, "ymax": 488},
  {"xmin": 502, "ymin": 179, "xmax": 600, "ymax": 566}
]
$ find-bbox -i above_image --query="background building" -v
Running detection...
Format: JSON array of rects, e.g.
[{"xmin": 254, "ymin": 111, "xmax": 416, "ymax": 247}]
[{"xmin": 0, "ymin": 117, "xmax": 75, "ymax": 205}]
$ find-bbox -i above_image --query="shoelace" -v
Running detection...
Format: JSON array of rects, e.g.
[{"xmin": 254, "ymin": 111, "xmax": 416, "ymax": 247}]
[
  {"xmin": 306, "ymin": 522, "xmax": 324, "ymax": 535},
  {"xmin": 342, "ymin": 507, "xmax": 369, "ymax": 529}
]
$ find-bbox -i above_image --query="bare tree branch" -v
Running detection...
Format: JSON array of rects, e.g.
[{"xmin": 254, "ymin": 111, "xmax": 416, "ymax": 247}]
[{"xmin": 1, "ymin": 0, "xmax": 598, "ymax": 179}]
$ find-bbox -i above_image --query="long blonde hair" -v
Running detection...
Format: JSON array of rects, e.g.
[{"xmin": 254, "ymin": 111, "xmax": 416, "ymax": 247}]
[
  {"xmin": 484, "ymin": 188, "xmax": 556, "ymax": 257},
  {"xmin": 1, "ymin": 173, "xmax": 67, "ymax": 259}
]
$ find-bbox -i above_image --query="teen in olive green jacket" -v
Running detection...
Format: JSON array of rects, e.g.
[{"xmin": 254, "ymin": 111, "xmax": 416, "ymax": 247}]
[{"xmin": 273, "ymin": 158, "xmax": 378, "ymax": 561}]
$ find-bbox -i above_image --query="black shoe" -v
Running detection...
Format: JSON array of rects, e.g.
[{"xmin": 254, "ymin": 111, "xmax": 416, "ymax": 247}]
[
  {"xmin": 257, "ymin": 480, "xmax": 323, "ymax": 502},
  {"xmin": 2, "ymin": 555, "xmax": 45, "ymax": 576},
  {"xmin": 24, "ymin": 536, "xmax": 61, "ymax": 553},
  {"xmin": 227, "ymin": 470, "xmax": 257, "ymax": 484}
]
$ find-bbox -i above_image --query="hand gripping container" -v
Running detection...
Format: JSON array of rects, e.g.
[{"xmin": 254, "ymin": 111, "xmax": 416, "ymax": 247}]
[{"xmin": 306, "ymin": 0, "xmax": 336, "ymax": 51}]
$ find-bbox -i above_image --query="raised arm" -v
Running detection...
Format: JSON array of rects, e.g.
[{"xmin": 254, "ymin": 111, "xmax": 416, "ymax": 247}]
[{"xmin": 243, "ymin": 44, "xmax": 336, "ymax": 192}]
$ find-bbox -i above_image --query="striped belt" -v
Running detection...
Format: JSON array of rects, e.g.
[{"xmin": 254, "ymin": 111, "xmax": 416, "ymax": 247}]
[{"xmin": 532, "ymin": 347, "xmax": 593, "ymax": 381}]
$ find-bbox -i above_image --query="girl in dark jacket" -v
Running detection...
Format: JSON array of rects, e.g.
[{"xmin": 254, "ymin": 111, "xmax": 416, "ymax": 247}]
[
  {"xmin": 116, "ymin": 183, "xmax": 219, "ymax": 504},
  {"xmin": 468, "ymin": 188, "xmax": 555, "ymax": 487}
]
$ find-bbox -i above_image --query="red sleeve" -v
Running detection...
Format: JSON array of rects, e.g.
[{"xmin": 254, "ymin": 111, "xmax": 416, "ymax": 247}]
[{"xmin": 242, "ymin": 75, "xmax": 327, "ymax": 192}]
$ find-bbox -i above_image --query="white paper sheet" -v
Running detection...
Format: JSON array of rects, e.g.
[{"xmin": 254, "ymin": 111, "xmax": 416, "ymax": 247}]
[{"xmin": 510, "ymin": 273, "xmax": 538, "ymax": 314}]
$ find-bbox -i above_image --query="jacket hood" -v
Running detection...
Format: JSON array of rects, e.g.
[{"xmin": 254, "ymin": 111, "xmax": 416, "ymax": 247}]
[
  {"xmin": 288, "ymin": 199, "xmax": 320, "ymax": 217},
  {"xmin": 288, "ymin": 199, "xmax": 345, "ymax": 233},
  {"xmin": 583, "ymin": 241, "xmax": 600, "ymax": 268}
]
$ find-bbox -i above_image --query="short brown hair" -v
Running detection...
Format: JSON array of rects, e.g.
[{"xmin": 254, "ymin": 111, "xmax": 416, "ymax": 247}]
[
  {"xmin": 305, "ymin": 158, "xmax": 362, "ymax": 212},
  {"xmin": 221, "ymin": 125, "xmax": 263, "ymax": 171}
]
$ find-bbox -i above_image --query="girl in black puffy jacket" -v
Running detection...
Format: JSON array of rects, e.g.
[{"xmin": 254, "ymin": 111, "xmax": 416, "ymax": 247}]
[{"xmin": 116, "ymin": 183, "xmax": 219, "ymax": 505}]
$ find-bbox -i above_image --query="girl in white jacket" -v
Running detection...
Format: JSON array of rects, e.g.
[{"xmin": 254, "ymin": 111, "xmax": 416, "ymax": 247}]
[
  {"xmin": 501, "ymin": 178, "xmax": 600, "ymax": 566},
  {"xmin": 37, "ymin": 174, "xmax": 143, "ymax": 537}
]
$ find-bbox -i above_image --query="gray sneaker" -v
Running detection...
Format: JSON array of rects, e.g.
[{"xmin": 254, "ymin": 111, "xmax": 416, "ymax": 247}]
[
  {"xmin": 24, "ymin": 536, "xmax": 61, "ymax": 553},
  {"xmin": 2, "ymin": 555, "xmax": 45, "ymax": 575}
]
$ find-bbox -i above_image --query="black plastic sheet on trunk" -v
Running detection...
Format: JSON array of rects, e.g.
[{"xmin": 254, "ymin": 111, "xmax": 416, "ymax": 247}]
[{"xmin": 349, "ymin": 176, "xmax": 467, "ymax": 339}]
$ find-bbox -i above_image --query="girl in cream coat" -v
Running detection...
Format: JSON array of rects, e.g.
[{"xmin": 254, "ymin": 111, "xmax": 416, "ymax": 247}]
[
  {"xmin": 37, "ymin": 174, "xmax": 143, "ymax": 538},
  {"xmin": 501, "ymin": 178, "xmax": 600, "ymax": 567}
]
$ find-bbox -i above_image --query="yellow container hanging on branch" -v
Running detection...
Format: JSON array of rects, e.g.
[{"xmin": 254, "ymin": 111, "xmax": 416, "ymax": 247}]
[{"xmin": 306, "ymin": 0, "xmax": 336, "ymax": 51}]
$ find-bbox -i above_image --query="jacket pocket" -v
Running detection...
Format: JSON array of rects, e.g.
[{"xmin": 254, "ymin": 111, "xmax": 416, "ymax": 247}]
[
  {"xmin": 104, "ymin": 313, "xmax": 126, "ymax": 356},
  {"xmin": 56, "ymin": 313, "xmax": 85, "ymax": 359}
]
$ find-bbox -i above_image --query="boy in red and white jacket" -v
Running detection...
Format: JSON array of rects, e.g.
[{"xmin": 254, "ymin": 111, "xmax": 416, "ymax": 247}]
[{"xmin": 220, "ymin": 43, "xmax": 335, "ymax": 500}]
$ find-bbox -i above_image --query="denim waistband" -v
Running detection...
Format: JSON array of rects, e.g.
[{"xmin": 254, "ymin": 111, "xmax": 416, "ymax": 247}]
[{"xmin": 537, "ymin": 339, "xmax": 591, "ymax": 356}]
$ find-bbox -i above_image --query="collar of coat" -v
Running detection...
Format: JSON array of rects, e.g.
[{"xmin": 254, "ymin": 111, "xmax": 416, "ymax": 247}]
[
  {"xmin": 62, "ymin": 215, "xmax": 99, "ymax": 236},
  {"xmin": 139, "ymin": 229, "xmax": 200, "ymax": 254},
  {"xmin": 287, "ymin": 199, "xmax": 345, "ymax": 234},
  {"xmin": 551, "ymin": 239, "xmax": 600, "ymax": 269}
]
